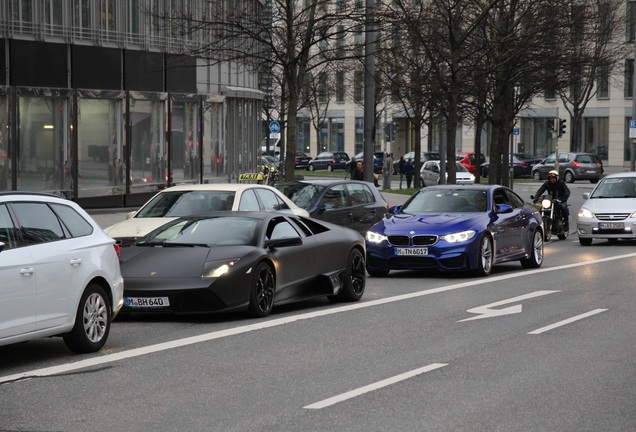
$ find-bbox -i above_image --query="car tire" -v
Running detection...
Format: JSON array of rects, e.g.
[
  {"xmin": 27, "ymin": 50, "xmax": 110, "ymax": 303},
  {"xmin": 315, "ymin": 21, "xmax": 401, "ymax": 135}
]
[
  {"xmin": 63, "ymin": 283, "xmax": 111, "ymax": 354},
  {"xmin": 579, "ymin": 237, "xmax": 593, "ymax": 246},
  {"xmin": 564, "ymin": 171, "xmax": 575, "ymax": 183},
  {"xmin": 532, "ymin": 171, "xmax": 541, "ymax": 182},
  {"xmin": 481, "ymin": 167, "xmax": 488, "ymax": 178},
  {"xmin": 248, "ymin": 262, "xmax": 275, "ymax": 318},
  {"xmin": 338, "ymin": 248, "xmax": 366, "ymax": 302},
  {"xmin": 327, "ymin": 165, "xmax": 333, "ymax": 172},
  {"xmin": 474, "ymin": 234, "xmax": 493, "ymax": 277},
  {"xmin": 520, "ymin": 229, "xmax": 544, "ymax": 269}
]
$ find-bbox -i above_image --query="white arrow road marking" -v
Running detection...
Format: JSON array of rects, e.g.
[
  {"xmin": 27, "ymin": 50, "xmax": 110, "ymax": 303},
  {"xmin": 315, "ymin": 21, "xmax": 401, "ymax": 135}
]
[
  {"xmin": 303, "ymin": 363, "xmax": 448, "ymax": 409},
  {"xmin": 528, "ymin": 309, "xmax": 608, "ymax": 335},
  {"xmin": 458, "ymin": 290, "xmax": 560, "ymax": 322}
]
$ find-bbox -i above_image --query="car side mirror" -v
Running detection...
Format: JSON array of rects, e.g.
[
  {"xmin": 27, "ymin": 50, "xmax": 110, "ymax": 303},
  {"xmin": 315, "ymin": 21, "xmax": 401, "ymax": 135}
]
[
  {"xmin": 126, "ymin": 210, "xmax": 137, "ymax": 220},
  {"xmin": 388, "ymin": 205, "xmax": 401, "ymax": 215},
  {"xmin": 264, "ymin": 237, "xmax": 302, "ymax": 249},
  {"xmin": 582, "ymin": 192, "xmax": 590, "ymax": 200},
  {"xmin": 495, "ymin": 204, "xmax": 513, "ymax": 214},
  {"xmin": 0, "ymin": 241, "xmax": 4, "ymax": 253}
]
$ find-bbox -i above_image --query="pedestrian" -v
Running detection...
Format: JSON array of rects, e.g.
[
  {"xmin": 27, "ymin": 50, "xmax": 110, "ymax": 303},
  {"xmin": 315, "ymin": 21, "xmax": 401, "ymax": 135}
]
[
  {"xmin": 353, "ymin": 160, "xmax": 364, "ymax": 180},
  {"xmin": 348, "ymin": 156, "xmax": 356, "ymax": 180},
  {"xmin": 404, "ymin": 158, "xmax": 414, "ymax": 188},
  {"xmin": 383, "ymin": 153, "xmax": 393, "ymax": 189},
  {"xmin": 398, "ymin": 156, "xmax": 405, "ymax": 189}
]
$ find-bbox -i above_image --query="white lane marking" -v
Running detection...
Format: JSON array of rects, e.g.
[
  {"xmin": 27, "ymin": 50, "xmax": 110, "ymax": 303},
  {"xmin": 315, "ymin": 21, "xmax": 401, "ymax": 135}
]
[
  {"xmin": 458, "ymin": 290, "xmax": 560, "ymax": 322},
  {"xmin": 303, "ymin": 363, "xmax": 448, "ymax": 410},
  {"xmin": 527, "ymin": 309, "xmax": 608, "ymax": 335},
  {"xmin": 2, "ymin": 252, "xmax": 635, "ymax": 384}
]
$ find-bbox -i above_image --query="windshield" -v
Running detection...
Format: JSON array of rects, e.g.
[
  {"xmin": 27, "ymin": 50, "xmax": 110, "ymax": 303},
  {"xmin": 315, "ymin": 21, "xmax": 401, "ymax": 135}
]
[
  {"xmin": 590, "ymin": 178, "xmax": 636, "ymax": 198},
  {"xmin": 136, "ymin": 191, "xmax": 236, "ymax": 217},
  {"xmin": 277, "ymin": 183, "xmax": 326, "ymax": 209},
  {"xmin": 137, "ymin": 216, "xmax": 259, "ymax": 246},
  {"xmin": 401, "ymin": 189, "xmax": 488, "ymax": 213}
]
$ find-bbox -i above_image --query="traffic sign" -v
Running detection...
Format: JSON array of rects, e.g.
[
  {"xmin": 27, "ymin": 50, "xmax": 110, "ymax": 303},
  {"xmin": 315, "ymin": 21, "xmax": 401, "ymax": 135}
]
[
  {"xmin": 513, "ymin": 128, "xmax": 520, "ymax": 136},
  {"xmin": 269, "ymin": 121, "xmax": 280, "ymax": 134},
  {"xmin": 630, "ymin": 120, "xmax": 636, "ymax": 138}
]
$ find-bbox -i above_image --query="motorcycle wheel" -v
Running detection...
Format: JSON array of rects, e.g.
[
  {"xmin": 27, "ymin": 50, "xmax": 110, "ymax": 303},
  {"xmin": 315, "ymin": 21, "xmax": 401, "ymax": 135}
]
[{"xmin": 542, "ymin": 216, "xmax": 552, "ymax": 241}]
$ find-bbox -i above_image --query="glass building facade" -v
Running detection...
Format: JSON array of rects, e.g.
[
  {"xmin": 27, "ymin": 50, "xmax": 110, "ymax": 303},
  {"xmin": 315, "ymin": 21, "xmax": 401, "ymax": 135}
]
[{"xmin": 0, "ymin": 0, "xmax": 263, "ymax": 208}]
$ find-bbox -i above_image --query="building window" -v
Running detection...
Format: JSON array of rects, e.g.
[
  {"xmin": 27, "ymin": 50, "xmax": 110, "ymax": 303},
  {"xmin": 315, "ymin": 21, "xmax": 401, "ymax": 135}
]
[
  {"xmin": 597, "ymin": 65, "xmax": 609, "ymax": 99},
  {"xmin": 627, "ymin": 1, "xmax": 636, "ymax": 42},
  {"xmin": 583, "ymin": 117, "xmax": 608, "ymax": 160},
  {"xmin": 354, "ymin": 70, "xmax": 364, "ymax": 104},
  {"xmin": 336, "ymin": 70, "xmax": 345, "ymax": 103},
  {"xmin": 625, "ymin": 59, "xmax": 634, "ymax": 98},
  {"xmin": 318, "ymin": 72, "xmax": 328, "ymax": 103},
  {"xmin": 355, "ymin": 117, "xmax": 364, "ymax": 154}
]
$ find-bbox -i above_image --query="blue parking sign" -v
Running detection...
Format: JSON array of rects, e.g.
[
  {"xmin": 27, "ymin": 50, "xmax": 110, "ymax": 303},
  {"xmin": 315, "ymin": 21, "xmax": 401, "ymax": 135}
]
[{"xmin": 631, "ymin": 120, "xmax": 636, "ymax": 129}]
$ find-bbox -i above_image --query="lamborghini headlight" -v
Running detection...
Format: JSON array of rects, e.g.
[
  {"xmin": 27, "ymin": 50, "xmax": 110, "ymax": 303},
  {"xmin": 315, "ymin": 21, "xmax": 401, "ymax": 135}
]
[
  {"xmin": 366, "ymin": 231, "xmax": 388, "ymax": 244},
  {"xmin": 440, "ymin": 230, "xmax": 476, "ymax": 243},
  {"xmin": 202, "ymin": 259, "xmax": 239, "ymax": 278},
  {"xmin": 578, "ymin": 208, "xmax": 593, "ymax": 218}
]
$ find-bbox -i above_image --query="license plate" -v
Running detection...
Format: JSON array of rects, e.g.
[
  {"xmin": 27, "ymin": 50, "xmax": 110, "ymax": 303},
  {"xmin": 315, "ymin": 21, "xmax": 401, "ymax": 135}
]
[
  {"xmin": 396, "ymin": 247, "xmax": 428, "ymax": 256},
  {"xmin": 599, "ymin": 222, "xmax": 624, "ymax": 229},
  {"xmin": 125, "ymin": 296, "xmax": 170, "ymax": 308},
  {"xmin": 586, "ymin": 170, "xmax": 597, "ymax": 173}
]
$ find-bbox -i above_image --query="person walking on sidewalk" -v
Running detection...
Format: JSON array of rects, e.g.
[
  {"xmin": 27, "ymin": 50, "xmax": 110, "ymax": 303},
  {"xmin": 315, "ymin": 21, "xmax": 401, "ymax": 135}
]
[
  {"xmin": 398, "ymin": 156, "xmax": 405, "ymax": 189},
  {"xmin": 404, "ymin": 159, "xmax": 415, "ymax": 188},
  {"xmin": 383, "ymin": 153, "xmax": 393, "ymax": 189}
]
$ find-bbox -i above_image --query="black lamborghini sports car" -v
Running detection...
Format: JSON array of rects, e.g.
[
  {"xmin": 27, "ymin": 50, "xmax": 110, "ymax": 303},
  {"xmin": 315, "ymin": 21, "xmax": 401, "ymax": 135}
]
[{"xmin": 119, "ymin": 211, "xmax": 366, "ymax": 317}]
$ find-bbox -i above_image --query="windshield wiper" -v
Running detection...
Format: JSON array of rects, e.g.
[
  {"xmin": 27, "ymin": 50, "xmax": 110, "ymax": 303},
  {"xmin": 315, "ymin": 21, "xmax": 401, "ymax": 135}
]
[{"xmin": 162, "ymin": 242, "xmax": 209, "ymax": 247}]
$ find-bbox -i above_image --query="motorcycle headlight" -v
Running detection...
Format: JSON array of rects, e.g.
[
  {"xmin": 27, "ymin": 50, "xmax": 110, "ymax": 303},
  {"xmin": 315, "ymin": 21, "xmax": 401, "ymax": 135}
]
[
  {"xmin": 440, "ymin": 230, "xmax": 476, "ymax": 243},
  {"xmin": 366, "ymin": 231, "xmax": 388, "ymax": 244},
  {"xmin": 541, "ymin": 199, "xmax": 552, "ymax": 209},
  {"xmin": 202, "ymin": 259, "xmax": 239, "ymax": 279},
  {"xmin": 578, "ymin": 208, "xmax": 594, "ymax": 218}
]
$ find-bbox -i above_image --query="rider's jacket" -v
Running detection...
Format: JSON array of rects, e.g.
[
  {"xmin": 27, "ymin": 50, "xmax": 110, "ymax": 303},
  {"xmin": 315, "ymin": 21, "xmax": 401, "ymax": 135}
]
[{"xmin": 535, "ymin": 179, "xmax": 570, "ymax": 202}]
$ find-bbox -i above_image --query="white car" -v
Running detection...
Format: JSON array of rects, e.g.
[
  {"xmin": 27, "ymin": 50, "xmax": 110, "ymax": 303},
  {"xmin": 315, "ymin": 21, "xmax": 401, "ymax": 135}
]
[
  {"xmin": 420, "ymin": 160, "xmax": 476, "ymax": 186},
  {"xmin": 0, "ymin": 192, "xmax": 124, "ymax": 353},
  {"xmin": 103, "ymin": 183, "xmax": 310, "ymax": 245},
  {"xmin": 577, "ymin": 172, "xmax": 636, "ymax": 246}
]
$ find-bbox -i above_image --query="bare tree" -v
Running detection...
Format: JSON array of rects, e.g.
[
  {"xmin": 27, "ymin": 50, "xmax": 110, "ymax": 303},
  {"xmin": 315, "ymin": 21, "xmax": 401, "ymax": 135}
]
[{"xmin": 156, "ymin": 0, "xmax": 365, "ymax": 181}]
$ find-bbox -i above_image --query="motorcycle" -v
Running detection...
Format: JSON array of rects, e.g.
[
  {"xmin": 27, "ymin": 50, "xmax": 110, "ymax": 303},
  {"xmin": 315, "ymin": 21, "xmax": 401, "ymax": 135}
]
[
  {"xmin": 258, "ymin": 164, "xmax": 279, "ymax": 187},
  {"xmin": 531, "ymin": 194, "xmax": 568, "ymax": 241}
]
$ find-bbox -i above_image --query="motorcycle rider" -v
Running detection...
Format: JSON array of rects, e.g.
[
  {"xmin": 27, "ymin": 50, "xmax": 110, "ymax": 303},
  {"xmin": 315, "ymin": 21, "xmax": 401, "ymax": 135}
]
[{"xmin": 533, "ymin": 169, "xmax": 571, "ymax": 232}]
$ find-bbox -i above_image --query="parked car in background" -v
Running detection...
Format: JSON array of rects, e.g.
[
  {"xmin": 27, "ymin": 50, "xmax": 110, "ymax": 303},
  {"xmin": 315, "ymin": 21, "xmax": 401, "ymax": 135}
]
[
  {"xmin": 118, "ymin": 212, "xmax": 366, "ymax": 317},
  {"xmin": 103, "ymin": 184, "xmax": 309, "ymax": 246},
  {"xmin": 346, "ymin": 151, "xmax": 385, "ymax": 174},
  {"xmin": 365, "ymin": 185, "xmax": 544, "ymax": 277},
  {"xmin": 456, "ymin": 152, "xmax": 486, "ymax": 174},
  {"xmin": 420, "ymin": 161, "xmax": 475, "ymax": 186},
  {"xmin": 531, "ymin": 152, "xmax": 603, "ymax": 183},
  {"xmin": 277, "ymin": 179, "xmax": 389, "ymax": 235},
  {"xmin": 0, "ymin": 192, "xmax": 124, "ymax": 353},
  {"xmin": 394, "ymin": 151, "xmax": 440, "ymax": 174},
  {"xmin": 577, "ymin": 172, "xmax": 636, "ymax": 246},
  {"xmin": 294, "ymin": 152, "xmax": 312, "ymax": 168},
  {"xmin": 307, "ymin": 151, "xmax": 350, "ymax": 171},
  {"xmin": 480, "ymin": 153, "xmax": 542, "ymax": 178}
]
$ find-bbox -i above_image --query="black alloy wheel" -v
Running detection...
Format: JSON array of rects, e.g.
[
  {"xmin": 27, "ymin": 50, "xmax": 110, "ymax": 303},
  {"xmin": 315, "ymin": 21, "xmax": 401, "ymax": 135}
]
[{"xmin": 248, "ymin": 262, "xmax": 275, "ymax": 317}]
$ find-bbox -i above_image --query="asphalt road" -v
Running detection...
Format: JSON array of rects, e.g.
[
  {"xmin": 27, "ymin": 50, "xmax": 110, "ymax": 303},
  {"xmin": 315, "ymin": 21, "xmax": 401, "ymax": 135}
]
[{"xmin": 2, "ymin": 179, "xmax": 633, "ymax": 432}]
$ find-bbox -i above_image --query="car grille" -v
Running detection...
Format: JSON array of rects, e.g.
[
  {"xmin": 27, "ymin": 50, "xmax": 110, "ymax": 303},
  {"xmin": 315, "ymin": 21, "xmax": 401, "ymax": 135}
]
[
  {"xmin": 595, "ymin": 213, "xmax": 630, "ymax": 221},
  {"xmin": 388, "ymin": 235, "xmax": 438, "ymax": 246}
]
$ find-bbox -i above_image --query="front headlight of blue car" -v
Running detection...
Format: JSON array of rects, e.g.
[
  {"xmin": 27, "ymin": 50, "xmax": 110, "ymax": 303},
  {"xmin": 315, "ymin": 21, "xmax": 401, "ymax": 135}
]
[
  {"xmin": 439, "ymin": 230, "xmax": 476, "ymax": 243},
  {"xmin": 366, "ymin": 231, "xmax": 388, "ymax": 244},
  {"xmin": 202, "ymin": 259, "xmax": 240, "ymax": 278}
]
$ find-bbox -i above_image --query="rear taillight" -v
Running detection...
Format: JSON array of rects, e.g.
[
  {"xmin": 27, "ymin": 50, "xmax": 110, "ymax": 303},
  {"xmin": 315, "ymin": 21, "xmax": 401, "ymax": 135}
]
[
  {"xmin": 113, "ymin": 243, "xmax": 121, "ymax": 257},
  {"xmin": 573, "ymin": 161, "xmax": 580, "ymax": 168},
  {"xmin": 519, "ymin": 161, "xmax": 528, "ymax": 166}
]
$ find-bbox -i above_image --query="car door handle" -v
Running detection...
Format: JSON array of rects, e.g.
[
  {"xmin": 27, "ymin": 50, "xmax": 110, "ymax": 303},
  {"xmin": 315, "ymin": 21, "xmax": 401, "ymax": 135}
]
[
  {"xmin": 69, "ymin": 258, "xmax": 83, "ymax": 266},
  {"xmin": 20, "ymin": 267, "xmax": 34, "ymax": 276}
]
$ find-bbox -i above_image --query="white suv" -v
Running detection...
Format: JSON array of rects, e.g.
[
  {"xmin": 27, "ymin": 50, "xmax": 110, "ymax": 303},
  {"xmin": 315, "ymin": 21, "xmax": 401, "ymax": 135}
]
[{"xmin": 0, "ymin": 193, "xmax": 124, "ymax": 353}]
